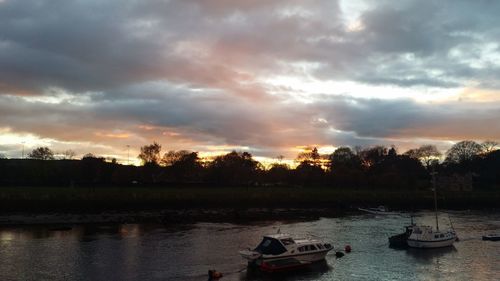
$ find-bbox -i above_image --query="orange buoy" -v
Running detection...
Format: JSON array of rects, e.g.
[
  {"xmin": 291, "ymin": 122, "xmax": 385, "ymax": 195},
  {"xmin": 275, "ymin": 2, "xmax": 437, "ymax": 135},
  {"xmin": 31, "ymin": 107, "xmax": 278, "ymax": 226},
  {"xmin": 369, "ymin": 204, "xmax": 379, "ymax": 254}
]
[
  {"xmin": 208, "ymin": 270, "xmax": 223, "ymax": 280},
  {"xmin": 345, "ymin": 245, "xmax": 352, "ymax": 253}
]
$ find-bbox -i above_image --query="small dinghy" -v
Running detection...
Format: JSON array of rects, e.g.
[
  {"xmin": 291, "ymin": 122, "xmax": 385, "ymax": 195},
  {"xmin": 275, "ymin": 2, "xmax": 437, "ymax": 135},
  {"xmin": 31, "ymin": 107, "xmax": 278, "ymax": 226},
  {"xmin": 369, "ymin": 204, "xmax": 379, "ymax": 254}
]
[
  {"xmin": 389, "ymin": 225, "xmax": 414, "ymax": 249},
  {"xmin": 358, "ymin": 206, "xmax": 399, "ymax": 215},
  {"xmin": 482, "ymin": 234, "xmax": 500, "ymax": 241}
]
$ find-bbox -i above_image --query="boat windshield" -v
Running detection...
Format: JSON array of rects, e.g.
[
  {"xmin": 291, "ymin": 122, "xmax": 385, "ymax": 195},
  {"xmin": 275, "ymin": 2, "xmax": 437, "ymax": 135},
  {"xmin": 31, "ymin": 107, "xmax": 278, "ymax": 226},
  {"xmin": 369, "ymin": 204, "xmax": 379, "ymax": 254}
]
[
  {"xmin": 280, "ymin": 238, "xmax": 295, "ymax": 245},
  {"xmin": 254, "ymin": 237, "xmax": 287, "ymax": 255}
]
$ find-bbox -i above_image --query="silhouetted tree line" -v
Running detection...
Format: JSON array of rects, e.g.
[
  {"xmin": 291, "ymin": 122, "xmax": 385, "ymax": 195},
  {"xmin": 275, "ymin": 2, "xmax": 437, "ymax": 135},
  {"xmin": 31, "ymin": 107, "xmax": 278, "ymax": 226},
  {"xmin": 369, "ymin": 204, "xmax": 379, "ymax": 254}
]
[{"xmin": 0, "ymin": 140, "xmax": 498, "ymax": 190}]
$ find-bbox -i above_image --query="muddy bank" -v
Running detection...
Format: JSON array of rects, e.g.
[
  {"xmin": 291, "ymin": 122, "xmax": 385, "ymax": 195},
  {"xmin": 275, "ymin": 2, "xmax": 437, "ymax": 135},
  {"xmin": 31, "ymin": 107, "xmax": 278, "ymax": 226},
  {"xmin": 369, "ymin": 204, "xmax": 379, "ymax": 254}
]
[
  {"xmin": 2, "ymin": 206, "xmax": 499, "ymax": 226},
  {"xmin": 0, "ymin": 207, "xmax": 355, "ymax": 225}
]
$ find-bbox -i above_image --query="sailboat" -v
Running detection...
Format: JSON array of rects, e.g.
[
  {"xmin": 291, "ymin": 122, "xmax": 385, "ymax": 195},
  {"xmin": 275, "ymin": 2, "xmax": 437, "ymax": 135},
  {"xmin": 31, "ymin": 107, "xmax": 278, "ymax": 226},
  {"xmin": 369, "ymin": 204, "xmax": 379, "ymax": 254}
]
[{"xmin": 389, "ymin": 172, "xmax": 457, "ymax": 249}]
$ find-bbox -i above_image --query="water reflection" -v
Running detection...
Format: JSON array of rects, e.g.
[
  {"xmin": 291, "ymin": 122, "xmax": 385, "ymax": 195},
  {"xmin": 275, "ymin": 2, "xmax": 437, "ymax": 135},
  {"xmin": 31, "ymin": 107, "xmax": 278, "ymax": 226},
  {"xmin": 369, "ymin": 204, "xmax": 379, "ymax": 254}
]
[
  {"xmin": 242, "ymin": 260, "xmax": 331, "ymax": 281},
  {"xmin": 0, "ymin": 224, "xmax": 152, "ymax": 242},
  {"xmin": 0, "ymin": 211, "xmax": 499, "ymax": 281},
  {"xmin": 405, "ymin": 246, "xmax": 457, "ymax": 263}
]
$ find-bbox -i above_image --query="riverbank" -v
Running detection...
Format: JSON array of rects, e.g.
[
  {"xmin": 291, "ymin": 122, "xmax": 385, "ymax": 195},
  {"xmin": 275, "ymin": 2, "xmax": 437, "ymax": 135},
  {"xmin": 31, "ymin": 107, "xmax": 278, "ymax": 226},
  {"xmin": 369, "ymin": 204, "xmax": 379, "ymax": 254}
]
[
  {"xmin": 0, "ymin": 186, "xmax": 499, "ymax": 225},
  {"xmin": 0, "ymin": 208, "xmax": 345, "ymax": 225}
]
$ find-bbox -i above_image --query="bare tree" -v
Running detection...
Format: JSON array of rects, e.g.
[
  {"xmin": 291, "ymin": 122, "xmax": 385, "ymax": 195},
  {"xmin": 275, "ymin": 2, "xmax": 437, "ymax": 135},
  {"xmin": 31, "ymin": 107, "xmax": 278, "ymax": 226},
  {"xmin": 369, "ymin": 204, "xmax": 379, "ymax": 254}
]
[
  {"xmin": 161, "ymin": 150, "xmax": 192, "ymax": 166},
  {"xmin": 405, "ymin": 145, "xmax": 442, "ymax": 168},
  {"xmin": 276, "ymin": 155, "xmax": 284, "ymax": 163},
  {"xmin": 420, "ymin": 145, "xmax": 441, "ymax": 167},
  {"xmin": 82, "ymin": 153, "xmax": 96, "ymax": 159},
  {"xmin": 404, "ymin": 148, "xmax": 420, "ymax": 159},
  {"xmin": 61, "ymin": 149, "xmax": 76, "ymax": 159},
  {"xmin": 296, "ymin": 147, "xmax": 322, "ymax": 167},
  {"xmin": 138, "ymin": 142, "xmax": 162, "ymax": 165},
  {"xmin": 28, "ymin": 147, "xmax": 55, "ymax": 160},
  {"xmin": 445, "ymin": 140, "xmax": 482, "ymax": 163},
  {"xmin": 481, "ymin": 140, "xmax": 499, "ymax": 153}
]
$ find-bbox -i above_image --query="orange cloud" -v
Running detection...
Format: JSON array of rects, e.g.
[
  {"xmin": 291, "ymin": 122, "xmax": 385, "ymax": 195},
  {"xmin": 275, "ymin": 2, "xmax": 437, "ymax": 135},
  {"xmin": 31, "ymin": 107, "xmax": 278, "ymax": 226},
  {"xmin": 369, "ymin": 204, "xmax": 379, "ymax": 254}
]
[
  {"xmin": 94, "ymin": 132, "xmax": 130, "ymax": 139},
  {"xmin": 0, "ymin": 83, "xmax": 37, "ymax": 96},
  {"xmin": 458, "ymin": 88, "xmax": 500, "ymax": 103}
]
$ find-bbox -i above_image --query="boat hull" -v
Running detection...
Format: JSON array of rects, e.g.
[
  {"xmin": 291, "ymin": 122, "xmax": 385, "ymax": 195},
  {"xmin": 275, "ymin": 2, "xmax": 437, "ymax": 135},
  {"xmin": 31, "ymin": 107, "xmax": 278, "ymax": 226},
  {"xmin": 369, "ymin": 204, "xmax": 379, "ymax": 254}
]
[
  {"xmin": 358, "ymin": 208, "xmax": 398, "ymax": 215},
  {"xmin": 259, "ymin": 258, "xmax": 310, "ymax": 273},
  {"xmin": 389, "ymin": 232, "xmax": 409, "ymax": 248},
  {"xmin": 255, "ymin": 249, "xmax": 331, "ymax": 265},
  {"xmin": 407, "ymin": 237, "xmax": 455, "ymax": 248},
  {"xmin": 482, "ymin": 235, "xmax": 500, "ymax": 241}
]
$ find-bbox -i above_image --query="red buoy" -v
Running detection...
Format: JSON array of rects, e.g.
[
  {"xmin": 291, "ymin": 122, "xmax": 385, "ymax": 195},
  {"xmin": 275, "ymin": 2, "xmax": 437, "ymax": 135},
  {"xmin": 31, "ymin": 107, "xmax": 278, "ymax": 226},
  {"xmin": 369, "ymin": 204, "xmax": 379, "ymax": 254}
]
[
  {"xmin": 345, "ymin": 245, "xmax": 352, "ymax": 253},
  {"xmin": 208, "ymin": 270, "xmax": 223, "ymax": 280}
]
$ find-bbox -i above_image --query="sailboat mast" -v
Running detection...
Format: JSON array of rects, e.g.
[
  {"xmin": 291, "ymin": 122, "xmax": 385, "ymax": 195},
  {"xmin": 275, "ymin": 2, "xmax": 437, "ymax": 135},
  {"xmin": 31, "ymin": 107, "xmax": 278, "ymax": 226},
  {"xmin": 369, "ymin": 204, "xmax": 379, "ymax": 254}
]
[{"xmin": 431, "ymin": 171, "xmax": 439, "ymax": 231}]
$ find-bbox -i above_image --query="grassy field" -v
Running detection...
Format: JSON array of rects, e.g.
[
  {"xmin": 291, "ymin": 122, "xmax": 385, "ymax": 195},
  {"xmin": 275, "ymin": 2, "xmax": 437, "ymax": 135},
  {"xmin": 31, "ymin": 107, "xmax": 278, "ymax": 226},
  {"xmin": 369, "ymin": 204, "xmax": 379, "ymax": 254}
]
[{"xmin": 0, "ymin": 186, "xmax": 499, "ymax": 212}]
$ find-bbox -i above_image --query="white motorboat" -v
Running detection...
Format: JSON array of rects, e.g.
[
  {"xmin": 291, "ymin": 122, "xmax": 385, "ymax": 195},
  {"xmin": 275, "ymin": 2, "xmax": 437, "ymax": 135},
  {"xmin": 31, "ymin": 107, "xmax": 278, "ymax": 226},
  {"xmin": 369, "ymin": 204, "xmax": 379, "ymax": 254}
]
[
  {"xmin": 239, "ymin": 233, "xmax": 333, "ymax": 267},
  {"xmin": 358, "ymin": 205, "xmax": 399, "ymax": 215}
]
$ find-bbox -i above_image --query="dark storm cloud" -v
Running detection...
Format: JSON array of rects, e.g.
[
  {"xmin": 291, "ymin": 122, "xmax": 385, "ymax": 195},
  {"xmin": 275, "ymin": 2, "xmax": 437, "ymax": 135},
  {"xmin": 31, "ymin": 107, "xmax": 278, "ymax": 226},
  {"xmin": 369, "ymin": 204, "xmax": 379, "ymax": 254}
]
[
  {"xmin": 1, "ymin": 0, "xmax": 500, "ymax": 93},
  {"xmin": 0, "ymin": 0, "xmax": 211, "ymax": 94},
  {"xmin": 0, "ymin": 0, "xmax": 342, "ymax": 94},
  {"xmin": 312, "ymin": 1, "xmax": 500, "ymax": 88}
]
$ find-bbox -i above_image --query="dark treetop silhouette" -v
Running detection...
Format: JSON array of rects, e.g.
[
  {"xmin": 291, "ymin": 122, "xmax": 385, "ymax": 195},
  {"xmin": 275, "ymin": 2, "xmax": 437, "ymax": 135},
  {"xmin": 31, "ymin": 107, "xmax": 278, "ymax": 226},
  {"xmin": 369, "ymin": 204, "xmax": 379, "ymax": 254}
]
[{"xmin": 0, "ymin": 140, "xmax": 498, "ymax": 190}]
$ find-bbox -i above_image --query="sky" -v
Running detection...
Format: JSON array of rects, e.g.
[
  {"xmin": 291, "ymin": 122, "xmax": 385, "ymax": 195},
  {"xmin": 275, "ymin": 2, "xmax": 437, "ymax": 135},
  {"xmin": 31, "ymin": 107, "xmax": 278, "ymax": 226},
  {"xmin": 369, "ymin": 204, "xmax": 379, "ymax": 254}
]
[{"xmin": 0, "ymin": 0, "xmax": 499, "ymax": 164}]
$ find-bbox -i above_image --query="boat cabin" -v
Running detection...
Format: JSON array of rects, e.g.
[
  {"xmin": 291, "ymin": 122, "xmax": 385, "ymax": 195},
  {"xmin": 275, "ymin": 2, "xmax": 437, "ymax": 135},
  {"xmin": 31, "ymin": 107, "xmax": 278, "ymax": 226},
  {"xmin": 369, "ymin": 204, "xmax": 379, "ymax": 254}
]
[
  {"xmin": 253, "ymin": 234, "xmax": 295, "ymax": 255},
  {"xmin": 253, "ymin": 234, "xmax": 332, "ymax": 256},
  {"xmin": 408, "ymin": 225, "xmax": 456, "ymax": 241},
  {"xmin": 297, "ymin": 243, "xmax": 330, "ymax": 253}
]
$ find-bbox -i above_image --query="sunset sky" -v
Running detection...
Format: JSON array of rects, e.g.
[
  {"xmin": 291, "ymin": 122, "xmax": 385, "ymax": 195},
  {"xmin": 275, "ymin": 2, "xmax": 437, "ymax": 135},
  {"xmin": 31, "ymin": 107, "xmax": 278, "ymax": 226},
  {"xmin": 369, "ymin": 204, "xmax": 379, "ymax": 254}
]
[{"xmin": 1, "ymin": 0, "xmax": 499, "ymax": 164}]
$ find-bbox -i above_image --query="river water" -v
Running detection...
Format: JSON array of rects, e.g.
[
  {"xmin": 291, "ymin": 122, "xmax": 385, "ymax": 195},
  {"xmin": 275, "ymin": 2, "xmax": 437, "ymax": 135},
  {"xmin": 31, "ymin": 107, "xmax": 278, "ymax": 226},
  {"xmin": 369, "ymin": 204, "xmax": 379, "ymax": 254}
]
[{"xmin": 0, "ymin": 211, "xmax": 499, "ymax": 281}]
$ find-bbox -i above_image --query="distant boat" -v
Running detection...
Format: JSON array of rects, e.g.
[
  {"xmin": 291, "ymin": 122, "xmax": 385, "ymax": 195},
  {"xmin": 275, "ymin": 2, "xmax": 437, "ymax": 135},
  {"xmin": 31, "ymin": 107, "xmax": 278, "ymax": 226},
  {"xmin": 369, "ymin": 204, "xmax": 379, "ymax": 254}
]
[
  {"xmin": 482, "ymin": 234, "xmax": 500, "ymax": 241},
  {"xmin": 358, "ymin": 206, "xmax": 399, "ymax": 215},
  {"xmin": 388, "ymin": 220, "xmax": 415, "ymax": 248},
  {"xmin": 239, "ymin": 233, "xmax": 333, "ymax": 271},
  {"xmin": 389, "ymin": 172, "xmax": 457, "ymax": 249}
]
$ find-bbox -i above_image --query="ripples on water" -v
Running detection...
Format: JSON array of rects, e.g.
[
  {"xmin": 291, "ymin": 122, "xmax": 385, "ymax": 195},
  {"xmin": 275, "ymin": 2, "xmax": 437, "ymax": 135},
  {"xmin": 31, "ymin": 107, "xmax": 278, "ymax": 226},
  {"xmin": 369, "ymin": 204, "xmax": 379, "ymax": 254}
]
[{"xmin": 0, "ymin": 211, "xmax": 499, "ymax": 281}]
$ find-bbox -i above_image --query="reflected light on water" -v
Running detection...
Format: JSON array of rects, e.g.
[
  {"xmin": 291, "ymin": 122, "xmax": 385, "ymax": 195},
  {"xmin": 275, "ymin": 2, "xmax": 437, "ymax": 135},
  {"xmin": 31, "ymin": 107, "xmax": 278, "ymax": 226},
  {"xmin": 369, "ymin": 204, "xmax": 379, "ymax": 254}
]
[{"xmin": 0, "ymin": 211, "xmax": 498, "ymax": 281}]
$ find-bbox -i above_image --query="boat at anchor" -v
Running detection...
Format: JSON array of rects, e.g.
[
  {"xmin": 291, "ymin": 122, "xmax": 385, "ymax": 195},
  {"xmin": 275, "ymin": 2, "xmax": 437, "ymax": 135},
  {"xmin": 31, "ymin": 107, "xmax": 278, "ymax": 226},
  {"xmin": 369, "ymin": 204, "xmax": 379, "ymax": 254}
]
[
  {"xmin": 389, "ymin": 172, "xmax": 457, "ymax": 249},
  {"xmin": 482, "ymin": 234, "xmax": 500, "ymax": 241},
  {"xmin": 239, "ymin": 233, "xmax": 333, "ymax": 270},
  {"xmin": 358, "ymin": 206, "xmax": 399, "ymax": 215}
]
